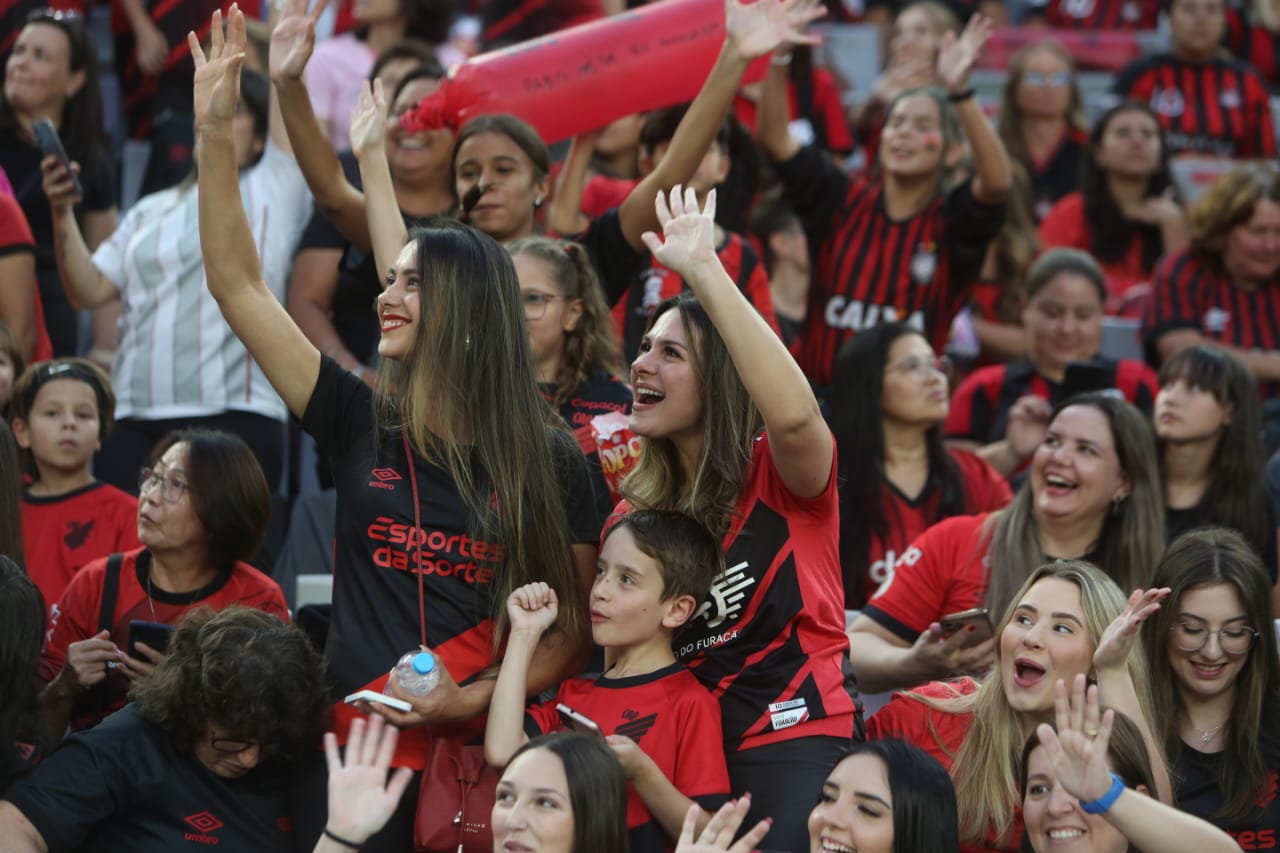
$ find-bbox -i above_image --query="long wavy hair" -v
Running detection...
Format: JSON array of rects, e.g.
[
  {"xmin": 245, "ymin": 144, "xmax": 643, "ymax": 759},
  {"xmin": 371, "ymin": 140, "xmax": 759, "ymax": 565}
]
[
  {"xmin": 0, "ymin": 556, "xmax": 42, "ymax": 786},
  {"xmin": 621, "ymin": 294, "xmax": 762, "ymax": 542},
  {"xmin": 506, "ymin": 733, "xmax": 629, "ymax": 853},
  {"xmin": 919, "ymin": 561, "xmax": 1154, "ymax": 845},
  {"xmin": 372, "ymin": 221, "xmax": 588, "ymax": 649},
  {"xmin": 0, "ymin": 10, "xmax": 106, "ymax": 165},
  {"xmin": 129, "ymin": 607, "xmax": 328, "ymax": 761},
  {"xmin": 507, "ymin": 236, "xmax": 625, "ymax": 408},
  {"xmin": 1143, "ymin": 527, "xmax": 1280, "ymax": 823},
  {"xmin": 1156, "ymin": 346, "xmax": 1270, "ymax": 554},
  {"xmin": 832, "ymin": 324, "xmax": 964, "ymax": 606},
  {"xmin": 988, "ymin": 162, "xmax": 1041, "ymax": 325},
  {"xmin": 0, "ymin": 421, "xmax": 22, "ymax": 568},
  {"xmin": 1189, "ymin": 162, "xmax": 1280, "ymax": 274},
  {"xmin": 996, "ymin": 40, "xmax": 1088, "ymax": 170},
  {"xmin": 1080, "ymin": 101, "xmax": 1177, "ymax": 271},
  {"xmin": 984, "ymin": 393, "xmax": 1165, "ymax": 621}
]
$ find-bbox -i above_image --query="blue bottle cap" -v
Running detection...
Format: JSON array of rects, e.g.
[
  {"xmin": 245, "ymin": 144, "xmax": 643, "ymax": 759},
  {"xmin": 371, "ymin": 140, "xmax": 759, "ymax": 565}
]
[{"xmin": 411, "ymin": 652, "xmax": 435, "ymax": 675}]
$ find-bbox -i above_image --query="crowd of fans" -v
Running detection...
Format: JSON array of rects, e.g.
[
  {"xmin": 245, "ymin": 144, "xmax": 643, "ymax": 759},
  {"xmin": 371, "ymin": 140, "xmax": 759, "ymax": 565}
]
[{"xmin": 2, "ymin": 0, "xmax": 1280, "ymax": 850}]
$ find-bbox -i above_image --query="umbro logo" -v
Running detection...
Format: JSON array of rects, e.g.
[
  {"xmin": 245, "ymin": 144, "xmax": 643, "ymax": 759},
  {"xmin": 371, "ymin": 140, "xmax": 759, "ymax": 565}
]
[
  {"xmin": 368, "ymin": 468, "xmax": 402, "ymax": 491},
  {"xmin": 184, "ymin": 811, "xmax": 224, "ymax": 844}
]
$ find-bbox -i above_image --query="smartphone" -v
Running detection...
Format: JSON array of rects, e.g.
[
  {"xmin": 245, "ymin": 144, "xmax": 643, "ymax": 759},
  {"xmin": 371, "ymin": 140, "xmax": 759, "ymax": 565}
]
[
  {"xmin": 343, "ymin": 689, "xmax": 412, "ymax": 713},
  {"xmin": 939, "ymin": 607, "xmax": 994, "ymax": 643},
  {"xmin": 556, "ymin": 703, "xmax": 603, "ymax": 737},
  {"xmin": 126, "ymin": 620, "xmax": 174, "ymax": 659},
  {"xmin": 1061, "ymin": 361, "xmax": 1117, "ymax": 401},
  {"xmin": 31, "ymin": 118, "xmax": 82, "ymax": 196}
]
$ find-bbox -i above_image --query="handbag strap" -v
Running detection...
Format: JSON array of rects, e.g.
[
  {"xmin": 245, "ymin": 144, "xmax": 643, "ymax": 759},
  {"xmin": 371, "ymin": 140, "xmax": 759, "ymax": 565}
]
[
  {"xmin": 402, "ymin": 431, "xmax": 427, "ymax": 649},
  {"xmin": 98, "ymin": 553, "xmax": 124, "ymax": 634}
]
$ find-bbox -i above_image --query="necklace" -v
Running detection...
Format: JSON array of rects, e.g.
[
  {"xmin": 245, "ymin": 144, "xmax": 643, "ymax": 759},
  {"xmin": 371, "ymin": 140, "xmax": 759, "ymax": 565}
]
[
  {"xmin": 1193, "ymin": 722, "xmax": 1226, "ymax": 744},
  {"xmin": 145, "ymin": 572, "xmax": 158, "ymax": 622}
]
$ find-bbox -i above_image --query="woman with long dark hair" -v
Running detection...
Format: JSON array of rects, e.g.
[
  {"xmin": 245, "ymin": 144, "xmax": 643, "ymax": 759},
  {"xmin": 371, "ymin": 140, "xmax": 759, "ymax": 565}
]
[
  {"xmin": 832, "ymin": 323, "xmax": 1010, "ymax": 609},
  {"xmin": 1143, "ymin": 528, "xmax": 1280, "ymax": 840},
  {"xmin": 0, "ymin": 556, "xmax": 42, "ymax": 793},
  {"xmin": 1039, "ymin": 101, "xmax": 1186, "ymax": 317},
  {"xmin": 1154, "ymin": 346, "xmax": 1273, "ymax": 570}
]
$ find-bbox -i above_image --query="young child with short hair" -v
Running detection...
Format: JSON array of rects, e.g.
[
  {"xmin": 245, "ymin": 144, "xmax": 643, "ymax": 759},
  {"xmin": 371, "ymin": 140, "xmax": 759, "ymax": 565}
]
[
  {"xmin": 10, "ymin": 359, "xmax": 138, "ymax": 608},
  {"xmin": 486, "ymin": 509, "xmax": 731, "ymax": 853}
]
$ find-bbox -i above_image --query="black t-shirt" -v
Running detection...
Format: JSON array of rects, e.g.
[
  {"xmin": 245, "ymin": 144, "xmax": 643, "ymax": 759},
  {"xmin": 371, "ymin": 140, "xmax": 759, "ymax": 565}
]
[
  {"xmin": 1173, "ymin": 741, "xmax": 1280, "ymax": 849},
  {"xmin": 0, "ymin": 135, "xmax": 117, "ymax": 357},
  {"xmin": 301, "ymin": 356, "xmax": 601, "ymax": 701},
  {"xmin": 3, "ymin": 704, "xmax": 294, "ymax": 853},
  {"xmin": 542, "ymin": 367, "xmax": 633, "ymax": 521}
]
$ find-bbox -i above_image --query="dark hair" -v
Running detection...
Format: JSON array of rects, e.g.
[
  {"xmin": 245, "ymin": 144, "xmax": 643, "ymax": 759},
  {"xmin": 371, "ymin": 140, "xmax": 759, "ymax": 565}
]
[
  {"xmin": 1024, "ymin": 247, "xmax": 1108, "ymax": 304},
  {"xmin": 1018, "ymin": 711, "xmax": 1156, "ymax": 853},
  {"xmin": 0, "ymin": 10, "xmax": 106, "ymax": 164},
  {"xmin": 828, "ymin": 739, "xmax": 960, "ymax": 853},
  {"xmin": 147, "ymin": 429, "xmax": 271, "ymax": 574},
  {"xmin": 10, "ymin": 358, "xmax": 115, "ymax": 478},
  {"xmin": 1157, "ymin": 346, "xmax": 1270, "ymax": 553},
  {"xmin": 238, "ymin": 67, "xmax": 270, "ymax": 150},
  {"xmin": 0, "ymin": 555, "xmax": 43, "ymax": 788},
  {"xmin": 453, "ymin": 113, "xmax": 550, "ymax": 180},
  {"xmin": 0, "ymin": 421, "xmax": 22, "ymax": 569},
  {"xmin": 370, "ymin": 39, "xmax": 443, "ymax": 83},
  {"xmin": 1144, "ymin": 527, "xmax": 1280, "ymax": 822},
  {"xmin": 0, "ymin": 321, "xmax": 26, "ymax": 419},
  {"xmin": 1080, "ymin": 101, "xmax": 1176, "ymax": 271},
  {"xmin": 354, "ymin": 0, "xmax": 455, "ymax": 45},
  {"xmin": 639, "ymin": 103, "xmax": 732, "ymax": 153},
  {"xmin": 374, "ymin": 222, "xmax": 588, "ymax": 651},
  {"xmin": 604, "ymin": 510, "xmax": 724, "ymax": 606},
  {"xmin": 391, "ymin": 64, "xmax": 446, "ymax": 105},
  {"xmin": 129, "ymin": 606, "xmax": 327, "ymax": 760},
  {"xmin": 748, "ymin": 193, "xmax": 802, "ymax": 275},
  {"xmin": 831, "ymin": 324, "xmax": 964, "ymax": 606},
  {"xmin": 506, "ymin": 733, "xmax": 628, "ymax": 853}
]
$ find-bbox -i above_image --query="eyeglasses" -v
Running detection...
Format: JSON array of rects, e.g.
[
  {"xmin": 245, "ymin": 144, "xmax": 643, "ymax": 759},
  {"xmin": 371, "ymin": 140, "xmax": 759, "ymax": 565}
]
[
  {"xmin": 886, "ymin": 354, "xmax": 953, "ymax": 382},
  {"xmin": 138, "ymin": 467, "xmax": 194, "ymax": 504},
  {"xmin": 522, "ymin": 291, "xmax": 564, "ymax": 320},
  {"xmin": 1022, "ymin": 71, "xmax": 1070, "ymax": 87},
  {"xmin": 1170, "ymin": 620, "xmax": 1258, "ymax": 655},
  {"xmin": 210, "ymin": 734, "xmax": 261, "ymax": 755}
]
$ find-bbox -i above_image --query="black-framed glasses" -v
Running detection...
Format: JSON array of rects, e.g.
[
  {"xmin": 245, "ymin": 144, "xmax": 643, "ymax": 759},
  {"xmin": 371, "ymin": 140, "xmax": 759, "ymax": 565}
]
[
  {"xmin": 1170, "ymin": 620, "xmax": 1258, "ymax": 655},
  {"xmin": 210, "ymin": 734, "xmax": 260, "ymax": 755},
  {"xmin": 137, "ymin": 467, "xmax": 194, "ymax": 504},
  {"xmin": 886, "ymin": 354, "xmax": 953, "ymax": 382},
  {"xmin": 522, "ymin": 291, "xmax": 564, "ymax": 320}
]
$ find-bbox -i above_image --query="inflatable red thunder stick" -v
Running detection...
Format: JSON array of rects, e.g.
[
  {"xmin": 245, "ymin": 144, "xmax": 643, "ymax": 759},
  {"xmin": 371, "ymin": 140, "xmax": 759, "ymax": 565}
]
[{"xmin": 399, "ymin": 0, "xmax": 767, "ymax": 144}]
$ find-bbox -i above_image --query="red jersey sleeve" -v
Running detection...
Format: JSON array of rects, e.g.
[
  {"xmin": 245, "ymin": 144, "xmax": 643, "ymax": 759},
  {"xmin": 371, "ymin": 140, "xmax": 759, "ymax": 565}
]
[
  {"xmin": 39, "ymin": 557, "xmax": 108, "ymax": 683},
  {"xmin": 667, "ymin": 674, "xmax": 732, "ymax": 802},
  {"xmin": 750, "ymin": 433, "xmax": 839, "ymax": 525},
  {"xmin": 944, "ymin": 366, "xmax": 1001, "ymax": 441},
  {"xmin": 862, "ymin": 514, "xmax": 992, "ymax": 641},
  {"xmin": 1037, "ymin": 193, "xmax": 1088, "ymax": 252}
]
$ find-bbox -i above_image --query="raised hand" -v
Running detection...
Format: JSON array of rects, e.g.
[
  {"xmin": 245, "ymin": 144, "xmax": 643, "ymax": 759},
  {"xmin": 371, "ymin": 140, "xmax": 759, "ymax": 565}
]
[
  {"xmin": 675, "ymin": 797, "xmax": 772, "ymax": 853},
  {"xmin": 1036, "ymin": 675, "xmax": 1117, "ymax": 803},
  {"xmin": 1005, "ymin": 394, "xmax": 1052, "ymax": 460},
  {"xmin": 270, "ymin": 0, "xmax": 330, "ymax": 81},
  {"xmin": 936, "ymin": 13, "xmax": 992, "ymax": 92},
  {"xmin": 1093, "ymin": 587, "xmax": 1168, "ymax": 672},
  {"xmin": 724, "ymin": 0, "xmax": 824, "ymax": 61},
  {"xmin": 506, "ymin": 582, "xmax": 560, "ymax": 636},
  {"xmin": 41, "ymin": 154, "xmax": 81, "ymax": 212},
  {"xmin": 324, "ymin": 716, "xmax": 415, "ymax": 846},
  {"xmin": 641, "ymin": 186, "xmax": 719, "ymax": 279},
  {"xmin": 134, "ymin": 18, "xmax": 170, "ymax": 76},
  {"xmin": 190, "ymin": 6, "xmax": 246, "ymax": 130}
]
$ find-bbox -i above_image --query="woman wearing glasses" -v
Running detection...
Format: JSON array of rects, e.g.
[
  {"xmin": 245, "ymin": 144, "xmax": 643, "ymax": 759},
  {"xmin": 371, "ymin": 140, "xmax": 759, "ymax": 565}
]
[
  {"xmin": 35, "ymin": 429, "xmax": 288, "ymax": 746},
  {"xmin": 1142, "ymin": 527, "xmax": 1280, "ymax": 840},
  {"xmin": 831, "ymin": 323, "xmax": 1011, "ymax": 610}
]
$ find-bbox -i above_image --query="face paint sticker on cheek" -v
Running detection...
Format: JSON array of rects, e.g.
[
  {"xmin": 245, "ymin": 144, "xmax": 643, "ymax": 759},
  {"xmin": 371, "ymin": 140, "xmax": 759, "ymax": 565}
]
[{"xmin": 920, "ymin": 132, "xmax": 942, "ymax": 151}]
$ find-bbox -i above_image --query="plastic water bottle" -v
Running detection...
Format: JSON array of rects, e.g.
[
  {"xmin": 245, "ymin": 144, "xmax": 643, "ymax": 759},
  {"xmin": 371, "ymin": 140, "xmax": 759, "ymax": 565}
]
[{"xmin": 391, "ymin": 651, "xmax": 440, "ymax": 697}]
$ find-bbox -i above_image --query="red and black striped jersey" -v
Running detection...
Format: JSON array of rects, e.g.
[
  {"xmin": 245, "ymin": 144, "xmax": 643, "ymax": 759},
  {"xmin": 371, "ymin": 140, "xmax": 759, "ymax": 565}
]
[
  {"xmin": 1024, "ymin": 126, "xmax": 1088, "ymax": 223},
  {"xmin": 611, "ymin": 230, "xmax": 780, "ymax": 362},
  {"xmin": 1225, "ymin": 7, "xmax": 1280, "ymax": 90},
  {"xmin": 944, "ymin": 357, "xmax": 1159, "ymax": 445},
  {"xmin": 777, "ymin": 144, "xmax": 1003, "ymax": 386},
  {"xmin": 1025, "ymin": 0, "xmax": 1160, "ymax": 29},
  {"xmin": 1110, "ymin": 53, "xmax": 1277, "ymax": 159},
  {"xmin": 1144, "ymin": 248, "xmax": 1280, "ymax": 399}
]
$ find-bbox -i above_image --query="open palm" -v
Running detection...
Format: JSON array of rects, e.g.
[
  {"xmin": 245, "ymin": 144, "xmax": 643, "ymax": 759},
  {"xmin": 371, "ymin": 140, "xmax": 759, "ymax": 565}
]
[
  {"xmin": 349, "ymin": 79, "xmax": 389, "ymax": 157},
  {"xmin": 724, "ymin": 0, "xmax": 824, "ymax": 61},
  {"xmin": 190, "ymin": 8, "xmax": 245, "ymax": 129},
  {"xmin": 270, "ymin": 0, "xmax": 329, "ymax": 80},
  {"xmin": 641, "ymin": 186, "xmax": 718, "ymax": 278},
  {"xmin": 935, "ymin": 13, "xmax": 992, "ymax": 90}
]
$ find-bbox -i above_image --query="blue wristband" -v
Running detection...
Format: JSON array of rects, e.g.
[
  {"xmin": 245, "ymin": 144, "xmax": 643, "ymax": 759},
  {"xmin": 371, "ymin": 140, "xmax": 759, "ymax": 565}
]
[{"xmin": 1078, "ymin": 772, "xmax": 1126, "ymax": 814}]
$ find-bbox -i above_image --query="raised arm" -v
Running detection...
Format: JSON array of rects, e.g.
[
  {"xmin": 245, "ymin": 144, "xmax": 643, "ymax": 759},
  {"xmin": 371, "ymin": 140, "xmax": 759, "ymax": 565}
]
[
  {"xmin": 314, "ymin": 716, "xmax": 414, "ymax": 853},
  {"xmin": 483, "ymin": 584, "xmax": 558, "ymax": 767},
  {"xmin": 547, "ymin": 131, "xmax": 599, "ymax": 237},
  {"xmin": 617, "ymin": 0, "xmax": 823, "ymax": 250},
  {"xmin": 756, "ymin": 42, "xmax": 800, "ymax": 162},
  {"xmin": 193, "ymin": 7, "xmax": 319, "ymax": 418},
  {"xmin": 644, "ymin": 186, "xmax": 830, "ymax": 496},
  {"xmin": 269, "ymin": 0, "xmax": 373, "ymax": 250},
  {"xmin": 41, "ymin": 158, "xmax": 120, "ymax": 310},
  {"xmin": 936, "ymin": 16, "xmax": 1010, "ymax": 205},
  {"xmin": 0, "ymin": 247, "xmax": 38, "ymax": 359},
  {"xmin": 349, "ymin": 80, "xmax": 407, "ymax": 282}
]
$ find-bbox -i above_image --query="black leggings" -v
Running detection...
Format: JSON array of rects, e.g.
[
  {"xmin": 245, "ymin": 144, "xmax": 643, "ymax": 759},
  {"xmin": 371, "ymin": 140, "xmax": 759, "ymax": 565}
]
[
  {"xmin": 726, "ymin": 735, "xmax": 852, "ymax": 853},
  {"xmin": 96, "ymin": 412, "xmax": 284, "ymax": 493}
]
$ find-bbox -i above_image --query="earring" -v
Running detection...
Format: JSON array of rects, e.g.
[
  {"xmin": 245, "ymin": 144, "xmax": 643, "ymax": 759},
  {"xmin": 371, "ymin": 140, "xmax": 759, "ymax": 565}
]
[
  {"xmin": 534, "ymin": 196, "xmax": 544, "ymax": 208},
  {"xmin": 1110, "ymin": 495, "xmax": 1124, "ymax": 517}
]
